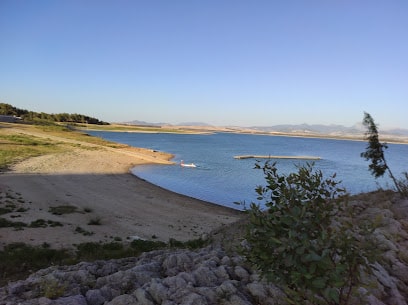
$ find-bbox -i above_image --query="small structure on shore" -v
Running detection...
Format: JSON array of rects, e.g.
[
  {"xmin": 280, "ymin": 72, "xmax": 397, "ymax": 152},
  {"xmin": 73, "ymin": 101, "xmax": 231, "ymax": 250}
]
[
  {"xmin": 0, "ymin": 115, "xmax": 21, "ymax": 123},
  {"xmin": 234, "ymin": 155, "xmax": 321, "ymax": 160}
]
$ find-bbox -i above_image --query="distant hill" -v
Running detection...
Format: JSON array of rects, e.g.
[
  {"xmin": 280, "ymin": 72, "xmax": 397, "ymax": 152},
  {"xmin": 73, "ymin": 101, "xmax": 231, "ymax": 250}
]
[
  {"xmin": 250, "ymin": 123, "xmax": 363, "ymax": 135},
  {"xmin": 122, "ymin": 120, "xmax": 213, "ymax": 127},
  {"xmin": 250, "ymin": 123, "xmax": 408, "ymax": 137},
  {"xmin": 385, "ymin": 129, "xmax": 408, "ymax": 137},
  {"xmin": 119, "ymin": 119, "xmax": 408, "ymax": 138},
  {"xmin": 122, "ymin": 120, "xmax": 168, "ymax": 127},
  {"xmin": 176, "ymin": 122, "xmax": 213, "ymax": 127}
]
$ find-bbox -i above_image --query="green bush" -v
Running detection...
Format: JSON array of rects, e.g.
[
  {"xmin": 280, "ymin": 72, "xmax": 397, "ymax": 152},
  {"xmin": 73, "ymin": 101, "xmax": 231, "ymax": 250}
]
[
  {"xmin": 130, "ymin": 239, "xmax": 166, "ymax": 252},
  {"xmin": 29, "ymin": 219, "xmax": 63, "ymax": 228},
  {"xmin": 74, "ymin": 226, "xmax": 94, "ymax": 236},
  {"xmin": 0, "ymin": 217, "xmax": 26, "ymax": 229},
  {"xmin": 243, "ymin": 162, "xmax": 376, "ymax": 305},
  {"xmin": 29, "ymin": 219, "xmax": 48, "ymax": 228},
  {"xmin": 0, "ymin": 207, "xmax": 14, "ymax": 215},
  {"xmin": 168, "ymin": 237, "xmax": 209, "ymax": 249},
  {"xmin": 48, "ymin": 205, "xmax": 77, "ymax": 215},
  {"xmin": 87, "ymin": 217, "xmax": 102, "ymax": 225},
  {"xmin": 40, "ymin": 279, "xmax": 67, "ymax": 299},
  {"xmin": 76, "ymin": 242, "xmax": 138, "ymax": 260},
  {"xmin": 0, "ymin": 243, "xmax": 70, "ymax": 285}
]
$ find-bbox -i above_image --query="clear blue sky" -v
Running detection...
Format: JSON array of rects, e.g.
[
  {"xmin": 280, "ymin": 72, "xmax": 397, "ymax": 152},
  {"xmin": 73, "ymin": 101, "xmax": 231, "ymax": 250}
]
[{"xmin": 1, "ymin": 1, "xmax": 407, "ymax": 128}]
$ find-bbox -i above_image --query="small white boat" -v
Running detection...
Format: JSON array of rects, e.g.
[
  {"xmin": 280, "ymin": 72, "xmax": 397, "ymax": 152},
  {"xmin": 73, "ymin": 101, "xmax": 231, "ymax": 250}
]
[{"xmin": 180, "ymin": 160, "xmax": 197, "ymax": 168}]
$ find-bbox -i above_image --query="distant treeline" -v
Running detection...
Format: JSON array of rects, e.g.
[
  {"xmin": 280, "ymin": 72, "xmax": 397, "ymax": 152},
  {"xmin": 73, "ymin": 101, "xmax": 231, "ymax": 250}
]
[{"xmin": 0, "ymin": 103, "xmax": 109, "ymax": 125}]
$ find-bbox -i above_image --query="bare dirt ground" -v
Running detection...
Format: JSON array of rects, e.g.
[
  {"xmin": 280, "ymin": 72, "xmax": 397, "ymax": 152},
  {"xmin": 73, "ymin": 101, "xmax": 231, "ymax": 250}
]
[{"xmin": 0, "ymin": 126, "xmax": 242, "ymax": 249}]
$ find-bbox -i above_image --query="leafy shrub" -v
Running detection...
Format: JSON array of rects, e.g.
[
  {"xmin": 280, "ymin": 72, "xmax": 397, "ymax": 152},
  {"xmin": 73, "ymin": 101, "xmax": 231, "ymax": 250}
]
[
  {"xmin": 0, "ymin": 207, "xmax": 13, "ymax": 215},
  {"xmin": 243, "ymin": 162, "xmax": 376, "ymax": 305},
  {"xmin": 168, "ymin": 237, "xmax": 209, "ymax": 249},
  {"xmin": 29, "ymin": 219, "xmax": 48, "ymax": 228},
  {"xmin": 74, "ymin": 226, "xmax": 94, "ymax": 236},
  {"xmin": 0, "ymin": 243, "xmax": 70, "ymax": 286},
  {"xmin": 76, "ymin": 242, "xmax": 136, "ymax": 260},
  {"xmin": 48, "ymin": 205, "xmax": 77, "ymax": 215},
  {"xmin": 0, "ymin": 217, "xmax": 26, "ymax": 229},
  {"xmin": 87, "ymin": 217, "xmax": 102, "ymax": 225},
  {"xmin": 130, "ymin": 239, "xmax": 166, "ymax": 252},
  {"xmin": 48, "ymin": 220, "xmax": 63, "ymax": 227},
  {"xmin": 40, "ymin": 279, "xmax": 67, "ymax": 299},
  {"xmin": 29, "ymin": 219, "xmax": 63, "ymax": 228},
  {"xmin": 83, "ymin": 207, "xmax": 93, "ymax": 213}
]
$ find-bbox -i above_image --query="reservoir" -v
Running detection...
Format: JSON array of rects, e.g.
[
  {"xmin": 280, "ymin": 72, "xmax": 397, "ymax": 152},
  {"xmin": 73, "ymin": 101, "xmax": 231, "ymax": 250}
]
[{"xmin": 87, "ymin": 131, "xmax": 408, "ymax": 209}]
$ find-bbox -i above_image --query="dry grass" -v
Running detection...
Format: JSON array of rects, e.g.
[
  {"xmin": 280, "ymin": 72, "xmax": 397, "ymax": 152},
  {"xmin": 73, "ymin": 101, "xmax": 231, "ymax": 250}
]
[
  {"xmin": 0, "ymin": 132, "xmax": 63, "ymax": 170},
  {"xmin": 0, "ymin": 122, "xmax": 134, "ymax": 170}
]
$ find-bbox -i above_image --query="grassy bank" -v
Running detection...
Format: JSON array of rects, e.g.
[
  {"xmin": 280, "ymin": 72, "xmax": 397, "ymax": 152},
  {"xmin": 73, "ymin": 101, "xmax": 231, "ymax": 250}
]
[
  {"xmin": 0, "ymin": 122, "xmax": 141, "ymax": 170},
  {"xmin": 0, "ymin": 130, "xmax": 63, "ymax": 171},
  {"xmin": 0, "ymin": 238, "xmax": 209, "ymax": 286}
]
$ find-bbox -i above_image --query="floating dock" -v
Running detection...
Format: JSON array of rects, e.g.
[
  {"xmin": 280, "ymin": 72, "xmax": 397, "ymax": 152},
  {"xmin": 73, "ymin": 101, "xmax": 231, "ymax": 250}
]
[{"xmin": 233, "ymin": 155, "xmax": 321, "ymax": 160}]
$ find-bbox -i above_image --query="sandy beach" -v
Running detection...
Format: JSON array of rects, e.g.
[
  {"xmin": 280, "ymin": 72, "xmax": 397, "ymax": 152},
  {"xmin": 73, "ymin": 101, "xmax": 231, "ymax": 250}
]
[{"xmin": 0, "ymin": 127, "xmax": 242, "ymax": 249}]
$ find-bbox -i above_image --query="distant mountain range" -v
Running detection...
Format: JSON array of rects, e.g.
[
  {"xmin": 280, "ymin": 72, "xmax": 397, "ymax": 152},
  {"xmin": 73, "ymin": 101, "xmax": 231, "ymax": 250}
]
[
  {"xmin": 251, "ymin": 124, "xmax": 408, "ymax": 137},
  {"xmin": 121, "ymin": 120, "xmax": 408, "ymax": 137},
  {"xmin": 122, "ymin": 120, "xmax": 212, "ymax": 127},
  {"xmin": 250, "ymin": 123, "xmax": 363, "ymax": 134},
  {"xmin": 122, "ymin": 120, "xmax": 166, "ymax": 127}
]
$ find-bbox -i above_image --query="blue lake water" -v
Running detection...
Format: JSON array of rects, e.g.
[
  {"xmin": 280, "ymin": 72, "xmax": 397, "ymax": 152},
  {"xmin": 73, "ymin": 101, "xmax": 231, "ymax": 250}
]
[{"xmin": 87, "ymin": 131, "xmax": 408, "ymax": 209}]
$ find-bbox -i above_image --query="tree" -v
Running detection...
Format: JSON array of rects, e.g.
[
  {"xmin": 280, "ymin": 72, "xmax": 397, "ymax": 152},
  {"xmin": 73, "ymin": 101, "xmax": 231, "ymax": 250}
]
[
  {"xmin": 243, "ymin": 162, "xmax": 376, "ymax": 305},
  {"xmin": 0, "ymin": 103, "xmax": 109, "ymax": 125},
  {"xmin": 360, "ymin": 112, "xmax": 402, "ymax": 195}
]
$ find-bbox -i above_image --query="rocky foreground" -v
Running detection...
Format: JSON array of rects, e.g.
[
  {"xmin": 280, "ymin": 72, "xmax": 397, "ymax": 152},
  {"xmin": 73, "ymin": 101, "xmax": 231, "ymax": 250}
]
[
  {"xmin": 0, "ymin": 246, "xmax": 285, "ymax": 305},
  {"xmin": 1, "ymin": 191, "xmax": 408, "ymax": 305}
]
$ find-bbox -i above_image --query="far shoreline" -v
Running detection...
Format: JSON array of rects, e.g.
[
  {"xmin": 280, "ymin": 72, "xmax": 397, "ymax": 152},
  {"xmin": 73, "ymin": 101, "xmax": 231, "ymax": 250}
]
[{"xmin": 81, "ymin": 125, "xmax": 408, "ymax": 145}]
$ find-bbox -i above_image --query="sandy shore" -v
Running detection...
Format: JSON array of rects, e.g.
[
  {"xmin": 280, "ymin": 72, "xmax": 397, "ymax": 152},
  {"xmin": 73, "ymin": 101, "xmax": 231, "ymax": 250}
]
[{"xmin": 0, "ymin": 129, "xmax": 242, "ymax": 250}]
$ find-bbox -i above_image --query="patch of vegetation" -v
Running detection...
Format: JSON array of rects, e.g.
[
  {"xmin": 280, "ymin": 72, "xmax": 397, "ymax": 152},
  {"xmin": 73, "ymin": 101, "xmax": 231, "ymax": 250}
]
[
  {"xmin": 0, "ymin": 217, "xmax": 27, "ymax": 229},
  {"xmin": 0, "ymin": 207, "xmax": 14, "ymax": 215},
  {"xmin": 76, "ymin": 242, "xmax": 137, "ymax": 261},
  {"xmin": 5, "ymin": 203, "xmax": 16, "ymax": 209},
  {"xmin": 48, "ymin": 220, "xmax": 63, "ymax": 227},
  {"xmin": 168, "ymin": 237, "xmax": 209, "ymax": 250},
  {"xmin": 0, "ymin": 243, "xmax": 71, "ymax": 286},
  {"xmin": 29, "ymin": 219, "xmax": 63, "ymax": 228},
  {"xmin": 0, "ymin": 133, "xmax": 62, "ymax": 171},
  {"xmin": 40, "ymin": 279, "xmax": 67, "ymax": 299},
  {"xmin": 0, "ymin": 117, "xmax": 147, "ymax": 172},
  {"xmin": 48, "ymin": 205, "xmax": 77, "ymax": 215},
  {"xmin": 28, "ymin": 219, "xmax": 48, "ymax": 228},
  {"xmin": 0, "ymin": 235, "xmax": 212, "ymax": 287},
  {"xmin": 74, "ymin": 226, "xmax": 94, "ymax": 236},
  {"xmin": 0, "ymin": 102, "xmax": 109, "ymax": 125},
  {"xmin": 242, "ymin": 162, "xmax": 378, "ymax": 305},
  {"xmin": 87, "ymin": 217, "xmax": 102, "ymax": 225},
  {"xmin": 130, "ymin": 239, "xmax": 167, "ymax": 253}
]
